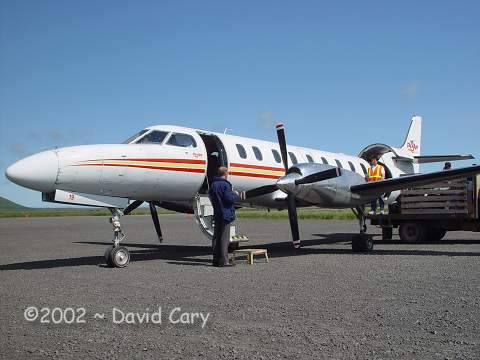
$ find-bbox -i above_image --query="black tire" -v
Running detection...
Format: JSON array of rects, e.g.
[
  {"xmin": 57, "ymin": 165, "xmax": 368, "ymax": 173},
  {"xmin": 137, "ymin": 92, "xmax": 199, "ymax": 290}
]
[
  {"xmin": 382, "ymin": 227, "xmax": 393, "ymax": 240},
  {"xmin": 352, "ymin": 233, "xmax": 374, "ymax": 252},
  {"xmin": 399, "ymin": 222, "xmax": 426, "ymax": 243},
  {"xmin": 104, "ymin": 245, "xmax": 114, "ymax": 267},
  {"xmin": 425, "ymin": 227, "xmax": 447, "ymax": 242},
  {"xmin": 110, "ymin": 246, "xmax": 130, "ymax": 268}
]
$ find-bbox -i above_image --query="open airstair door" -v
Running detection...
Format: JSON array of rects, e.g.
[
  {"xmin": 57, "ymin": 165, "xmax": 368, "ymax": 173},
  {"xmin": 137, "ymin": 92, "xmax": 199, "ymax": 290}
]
[
  {"xmin": 198, "ymin": 132, "xmax": 228, "ymax": 192},
  {"xmin": 195, "ymin": 132, "xmax": 228, "ymax": 239}
]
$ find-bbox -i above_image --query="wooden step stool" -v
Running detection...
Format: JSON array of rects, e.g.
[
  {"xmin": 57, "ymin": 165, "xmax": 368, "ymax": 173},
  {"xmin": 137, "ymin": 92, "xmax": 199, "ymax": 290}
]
[{"xmin": 232, "ymin": 249, "xmax": 269, "ymax": 265}]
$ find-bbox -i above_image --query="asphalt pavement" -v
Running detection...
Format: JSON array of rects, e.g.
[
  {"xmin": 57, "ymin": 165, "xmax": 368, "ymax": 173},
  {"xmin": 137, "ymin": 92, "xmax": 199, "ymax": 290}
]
[{"xmin": 0, "ymin": 215, "xmax": 479, "ymax": 359}]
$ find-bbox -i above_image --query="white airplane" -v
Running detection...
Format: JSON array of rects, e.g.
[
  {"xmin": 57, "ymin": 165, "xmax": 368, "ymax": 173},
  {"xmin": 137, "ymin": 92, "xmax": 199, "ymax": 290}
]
[{"xmin": 5, "ymin": 115, "xmax": 479, "ymax": 267}]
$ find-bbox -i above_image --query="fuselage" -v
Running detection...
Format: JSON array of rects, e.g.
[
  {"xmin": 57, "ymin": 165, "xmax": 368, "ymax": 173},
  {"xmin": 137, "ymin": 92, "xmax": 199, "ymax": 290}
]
[{"xmin": 5, "ymin": 125, "xmax": 416, "ymax": 209}]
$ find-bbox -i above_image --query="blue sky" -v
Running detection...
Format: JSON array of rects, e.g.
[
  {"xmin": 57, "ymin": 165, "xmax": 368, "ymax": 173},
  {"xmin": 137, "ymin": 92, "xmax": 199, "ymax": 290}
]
[{"xmin": 1, "ymin": 0, "xmax": 479, "ymax": 207}]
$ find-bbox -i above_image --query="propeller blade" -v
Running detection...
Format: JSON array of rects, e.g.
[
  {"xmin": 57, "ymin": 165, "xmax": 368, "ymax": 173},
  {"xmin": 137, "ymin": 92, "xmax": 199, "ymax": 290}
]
[
  {"xmin": 287, "ymin": 195, "xmax": 300, "ymax": 248},
  {"xmin": 245, "ymin": 184, "xmax": 278, "ymax": 199},
  {"xmin": 276, "ymin": 123, "xmax": 300, "ymax": 248},
  {"xmin": 276, "ymin": 123, "xmax": 289, "ymax": 172},
  {"xmin": 295, "ymin": 167, "xmax": 342, "ymax": 185},
  {"xmin": 149, "ymin": 202, "xmax": 163, "ymax": 243},
  {"xmin": 123, "ymin": 200, "xmax": 144, "ymax": 215}
]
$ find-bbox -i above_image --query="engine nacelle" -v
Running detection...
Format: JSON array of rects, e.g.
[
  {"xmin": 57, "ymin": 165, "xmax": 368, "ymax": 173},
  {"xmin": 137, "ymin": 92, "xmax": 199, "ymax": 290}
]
[{"xmin": 280, "ymin": 163, "xmax": 369, "ymax": 208}]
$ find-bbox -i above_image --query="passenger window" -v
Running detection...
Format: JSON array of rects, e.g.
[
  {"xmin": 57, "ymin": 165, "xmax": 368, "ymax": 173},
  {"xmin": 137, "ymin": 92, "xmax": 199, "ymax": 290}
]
[
  {"xmin": 306, "ymin": 154, "xmax": 314, "ymax": 163},
  {"xmin": 236, "ymin": 144, "xmax": 247, "ymax": 159},
  {"xmin": 135, "ymin": 130, "xmax": 168, "ymax": 144},
  {"xmin": 321, "ymin": 157, "xmax": 329, "ymax": 165},
  {"xmin": 360, "ymin": 163, "xmax": 368, "ymax": 176},
  {"xmin": 289, "ymin": 152, "xmax": 298, "ymax": 165},
  {"xmin": 252, "ymin": 146, "xmax": 263, "ymax": 161},
  {"xmin": 272, "ymin": 149, "xmax": 281, "ymax": 163},
  {"xmin": 166, "ymin": 133, "xmax": 197, "ymax": 148},
  {"xmin": 348, "ymin": 161, "xmax": 356, "ymax": 172},
  {"xmin": 335, "ymin": 159, "xmax": 343, "ymax": 168}
]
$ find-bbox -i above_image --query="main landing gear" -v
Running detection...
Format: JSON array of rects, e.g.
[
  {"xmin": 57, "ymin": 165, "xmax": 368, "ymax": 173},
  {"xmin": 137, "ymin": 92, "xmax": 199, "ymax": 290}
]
[
  {"xmin": 351, "ymin": 206, "xmax": 374, "ymax": 252},
  {"xmin": 104, "ymin": 208, "xmax": 130, "ymax": 268}
]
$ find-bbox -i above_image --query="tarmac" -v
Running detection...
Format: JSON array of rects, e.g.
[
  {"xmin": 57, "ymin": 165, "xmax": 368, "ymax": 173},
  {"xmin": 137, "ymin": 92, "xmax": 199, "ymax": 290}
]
[{"xmin": 0, "ymin": 214, "xmax": 479, "ymax": 359}]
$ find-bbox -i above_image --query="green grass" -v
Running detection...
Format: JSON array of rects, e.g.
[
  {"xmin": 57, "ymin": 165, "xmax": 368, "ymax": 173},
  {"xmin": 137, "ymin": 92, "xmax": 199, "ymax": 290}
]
[
  {"xmin": 0, "ymin": 206, "xmax": 355, "ymax": 220},
  {"xmin": 0, "ymin": 196, "xmax": 355, "ymax": 220},
  {"xmin": 236, "ymin": 208, "xmax": 356, "ymax": 220},
  {"xmin": 0, "ymin": 207, "xmax": 174, "ymax": 218}
]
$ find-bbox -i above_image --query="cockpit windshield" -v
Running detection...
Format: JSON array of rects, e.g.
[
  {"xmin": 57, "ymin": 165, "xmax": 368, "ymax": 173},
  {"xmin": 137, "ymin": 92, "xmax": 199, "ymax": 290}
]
[
  {"xmin": 122, "ymin": 130, "xmax": 169, "ymax": 145},
  {"xmin": 136, "ymin": 130, "xmax": 169, "ymax": 144},
  {"xmin": 122, "ymin": 130, "xmax": 148, "ymax": 144}
]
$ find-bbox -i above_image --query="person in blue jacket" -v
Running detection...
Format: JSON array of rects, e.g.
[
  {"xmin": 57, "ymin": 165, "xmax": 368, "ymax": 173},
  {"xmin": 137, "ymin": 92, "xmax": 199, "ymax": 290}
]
[{"xmin": 209, "ymin": 166, "xmax": 240, "ymax": 267}]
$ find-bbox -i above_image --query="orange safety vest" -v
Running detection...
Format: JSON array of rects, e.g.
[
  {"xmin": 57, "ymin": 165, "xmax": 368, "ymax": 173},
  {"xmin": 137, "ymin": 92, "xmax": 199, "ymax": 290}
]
[{"xmin": 367, "ymin": 165, "xmax": 384, "ymax": 182}]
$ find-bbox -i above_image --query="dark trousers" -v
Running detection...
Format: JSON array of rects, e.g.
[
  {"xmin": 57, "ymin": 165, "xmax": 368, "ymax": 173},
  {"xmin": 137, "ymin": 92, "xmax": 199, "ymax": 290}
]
[
  {"xmin": 371, "ymin": 197, "xmax": 385, "ymax": 212},
  {"xmin": 212, "ymin": 218, "xmax": 230, "ymax": 266}
]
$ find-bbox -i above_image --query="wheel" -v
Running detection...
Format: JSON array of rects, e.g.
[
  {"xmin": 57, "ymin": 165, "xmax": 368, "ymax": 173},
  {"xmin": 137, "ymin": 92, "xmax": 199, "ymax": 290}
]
[
  {"xmin": 104, "ymin": 245, "xmax": 114, "ymax": 267},
  {"xmin": 352, "ymin": 233, "xmax": 374, "ymax": 252},
  {"xmin": 382, "ymin": 227, "xmax": 393, "ymax": 240},
  {"xmin": 425, "ymin": 227, "xmax": 446, "ymax": 242},
  {"xmin": 228, "ymin": 241, "xmax": 239, "ymax": 253},
  {"xmin": 110, "ymin": 246, "xmax": 130, "ymax": 268},
  {"xmin": 399, "ymin": 222, "xmax": 426, "ymax": 243}
]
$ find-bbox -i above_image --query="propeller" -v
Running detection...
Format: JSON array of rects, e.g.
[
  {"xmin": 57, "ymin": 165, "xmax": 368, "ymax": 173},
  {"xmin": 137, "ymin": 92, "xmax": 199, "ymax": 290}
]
[
  {"xmin": 123, "ymin": 200, "xmax": 163, "ymax": 243},
  {"xmin": 275, "ymin": 123, "xmax": 301, "ymax": 249},
  {"xmin": 123, "ymin": 200, "xmax": 143, "ymax": 215},
  {"xmin": 294, "ymin": 167, "xmax": 341, "ymax": 185},
  {"xmin": 244, "ymin": 184, "xmax": 279, "ymax": 199}
]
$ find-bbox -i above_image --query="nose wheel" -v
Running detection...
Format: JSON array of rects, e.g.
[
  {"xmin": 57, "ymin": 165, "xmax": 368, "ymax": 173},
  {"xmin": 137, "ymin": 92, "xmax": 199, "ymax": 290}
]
[
  {"xmin": 104, "ymin": 208, "xmax": 131, "ymax": 268},
  {"xmin": 351, "ymin": 206, "xmax": 374, "ymax": 252},
  {"xmin": 105, "ymin": 245, "xmax": 130, "ymax": 268}
]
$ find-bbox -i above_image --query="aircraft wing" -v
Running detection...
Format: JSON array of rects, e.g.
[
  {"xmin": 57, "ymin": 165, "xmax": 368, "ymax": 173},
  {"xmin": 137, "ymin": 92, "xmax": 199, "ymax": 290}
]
[
  {"xmin": 413, "ymin": 154, "xmax": 474, "ymax": 164},
  {"xmin": 350, "ymin": 165, "xmax": 480, "ymax": 197}
]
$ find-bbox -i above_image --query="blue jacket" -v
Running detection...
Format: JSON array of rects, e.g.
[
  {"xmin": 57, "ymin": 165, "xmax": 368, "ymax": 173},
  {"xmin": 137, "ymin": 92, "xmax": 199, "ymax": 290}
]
[{"xmin": 209, "ymin": 177, "xmax": 238, "ymax": 223}]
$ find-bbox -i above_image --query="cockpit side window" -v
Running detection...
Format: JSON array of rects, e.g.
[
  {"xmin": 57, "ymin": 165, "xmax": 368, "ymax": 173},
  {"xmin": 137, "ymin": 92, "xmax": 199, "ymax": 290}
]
[
  {"xmin": 122, "ymin": 129, "xmax": 148, "ymax": 144},
  {"xmin": 166, "ymin": 133, "xmax": 197, "ymax": 148},
  {"xmin": 135, "ymin": 130, "xmax": 169, "ymax": 144}
]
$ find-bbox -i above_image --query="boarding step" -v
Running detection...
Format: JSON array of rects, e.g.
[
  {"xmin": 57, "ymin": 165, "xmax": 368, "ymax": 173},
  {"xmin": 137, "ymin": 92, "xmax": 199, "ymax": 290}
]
[{"xmin": 231, "ymin": 249, "xmax": 269, "ymax": 265}]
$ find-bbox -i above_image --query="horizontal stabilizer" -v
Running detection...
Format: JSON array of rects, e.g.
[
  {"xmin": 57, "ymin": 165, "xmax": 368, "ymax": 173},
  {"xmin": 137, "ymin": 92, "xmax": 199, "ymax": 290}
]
[
  {"xmin": 413, "ymin": 154, "xmax": 474, "ymax": 164},
  {"xmin": 350, "ymin": 165, "xmax": 480, "ymax": 197}
]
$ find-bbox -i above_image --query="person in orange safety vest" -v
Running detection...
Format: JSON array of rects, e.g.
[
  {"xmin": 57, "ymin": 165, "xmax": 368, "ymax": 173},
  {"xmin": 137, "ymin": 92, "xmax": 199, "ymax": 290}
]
[{"xmin": 366, "ymin": 156, "xmax": 385, "ymax": 214}]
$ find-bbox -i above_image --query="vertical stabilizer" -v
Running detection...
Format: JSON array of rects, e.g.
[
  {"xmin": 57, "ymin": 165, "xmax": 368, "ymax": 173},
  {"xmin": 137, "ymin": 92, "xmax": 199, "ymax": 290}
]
[{"xmin": 401, "ymin": 115, "xmax": 422, "ymax": 156}]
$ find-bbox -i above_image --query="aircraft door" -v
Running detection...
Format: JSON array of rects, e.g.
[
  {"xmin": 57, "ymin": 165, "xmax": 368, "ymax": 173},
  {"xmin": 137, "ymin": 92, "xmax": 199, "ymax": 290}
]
[{"xmin": 198, "ymin": 133, "xmax": 228, "ymax": 193}]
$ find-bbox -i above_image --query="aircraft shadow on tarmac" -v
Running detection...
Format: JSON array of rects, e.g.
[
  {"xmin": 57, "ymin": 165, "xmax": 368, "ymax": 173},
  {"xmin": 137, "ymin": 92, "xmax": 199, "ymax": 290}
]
[{"xmin": 1, "ymin": 234, "xmax": 480, "ymax": 271}]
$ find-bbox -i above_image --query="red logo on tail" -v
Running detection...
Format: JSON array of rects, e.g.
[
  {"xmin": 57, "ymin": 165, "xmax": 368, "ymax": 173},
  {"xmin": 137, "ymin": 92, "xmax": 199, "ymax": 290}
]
[{"xmin": 406, "ymin": 140, "xmax": 419, "ymax": 153}]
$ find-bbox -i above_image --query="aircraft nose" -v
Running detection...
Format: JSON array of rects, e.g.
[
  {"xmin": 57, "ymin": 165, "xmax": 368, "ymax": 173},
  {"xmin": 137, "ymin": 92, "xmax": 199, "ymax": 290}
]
[{"xmin": 5, "ymin": 150, "xmax": 59, "ymax": 192}]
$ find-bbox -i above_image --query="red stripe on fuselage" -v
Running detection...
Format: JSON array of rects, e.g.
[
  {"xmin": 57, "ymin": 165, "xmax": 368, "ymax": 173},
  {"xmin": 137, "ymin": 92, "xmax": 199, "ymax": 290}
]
[
  {"xmin": 76, "ymin": 163, "xmax": 205, "ymax": 173},
  {"xmin": 229, "ymin": 171, "xmax": 281, "ymax": 179},
  {"xmin": 90, "ymin": 158, "xmax": 206, "ymax": 164},
  {"xmin": 229, "ymin": 162, "xmax": 285, "ymax": 172}
]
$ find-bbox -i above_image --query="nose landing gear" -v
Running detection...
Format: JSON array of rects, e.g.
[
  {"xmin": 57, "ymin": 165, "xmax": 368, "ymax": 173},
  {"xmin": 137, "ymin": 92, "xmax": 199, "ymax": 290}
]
[{"xmin": 104, "ymin": 208, "xmax": 131, "ymax": 268}]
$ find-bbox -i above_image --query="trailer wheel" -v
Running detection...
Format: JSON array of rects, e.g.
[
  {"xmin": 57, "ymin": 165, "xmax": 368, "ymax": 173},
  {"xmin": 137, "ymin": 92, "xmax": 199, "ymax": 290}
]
[
  {"xmin": 425, "ymin": 227, "xmax": 447, "ymax": 242},
  {"xmin": 399, "ymin": 222, "xmax": 426, "ymax": 243},
  {"xmin": 382, "ymin": 227, "xmax": 393, "ymax": 240}
]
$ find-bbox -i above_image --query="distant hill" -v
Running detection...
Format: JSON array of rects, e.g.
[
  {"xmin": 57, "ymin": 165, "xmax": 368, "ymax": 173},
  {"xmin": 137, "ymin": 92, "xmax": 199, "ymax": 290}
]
[{"xmin": 0, "ymin": 197, "xmax": 29, "ymax": 210}]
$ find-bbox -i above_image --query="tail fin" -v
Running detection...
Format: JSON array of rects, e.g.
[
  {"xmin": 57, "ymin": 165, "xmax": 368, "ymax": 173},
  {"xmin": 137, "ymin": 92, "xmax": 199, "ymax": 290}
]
[{"xmin": 401, "ymin": 115, "xmax": 422, "ymax": 156}]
